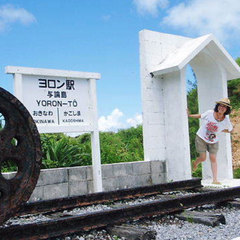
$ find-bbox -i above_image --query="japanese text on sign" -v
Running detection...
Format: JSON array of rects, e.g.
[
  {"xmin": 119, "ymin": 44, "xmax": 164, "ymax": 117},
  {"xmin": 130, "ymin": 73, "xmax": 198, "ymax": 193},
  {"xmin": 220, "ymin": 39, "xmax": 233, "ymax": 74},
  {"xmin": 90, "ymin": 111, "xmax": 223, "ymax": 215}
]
[{"xmin": 21, "ymin": 75, "xmax": 90, "ymax": 130}]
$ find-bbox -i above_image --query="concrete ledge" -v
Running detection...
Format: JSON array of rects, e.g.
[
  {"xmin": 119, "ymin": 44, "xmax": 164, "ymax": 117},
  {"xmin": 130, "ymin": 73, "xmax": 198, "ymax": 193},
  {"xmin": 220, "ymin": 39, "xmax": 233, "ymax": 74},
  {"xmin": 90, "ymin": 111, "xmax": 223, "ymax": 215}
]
[
  {"xmin": 86, "ymin": 166, "xmax": 93, "ymax": 180},
  {"xmin": 151, "ymin": 160, "xmax": 166, "ymax": 173},
  {"xmin": 2, "ymin": 172, "xmax": 16, "ymax": 180},
  {"xmin": 202, "ymin": 179, "xmax": 240, "ymax": 188},
  {"xmin": 134, "ymin": 174, "xmax": 152, "ymax": 187},
  {"xmin": 37, "ymin": 168, "xmax": 68, "ymax": 186},
  {"xmin": 132, "ymin": 161, "xmax": 151, "ymax": 175},
  {"xmin": 151, "ymin": 173, "xmax": 167, "ymax": 185},
  {"xmin": 69, "ymin": 166, "xmax": 87, "ymax": 182},
  {"xmin": 29, "ymin": 186, "xmax": 44, "ymax": 201},
  {"xmin": 115, "ymin": 175, "xmax": 137, "ymax": 189},
  {"xmin": 69, "ymin": 181, "xmax": 88, "ymax": 196},
  {"xmin": 112, "ymin": 162, "xmax": 133, "ymax": 177},
  {"xmin": 102, "ymin": 164, "xmax": 114, "ymax": 178},
  {"xmin": 43, "ymin": 183, "xmax": 68, "ymax": 200},
  {"xmin": 2, "ymin": 160, "xmax": 167, "ymax": 202},
  {"xmin": 102, "ymin": 178, "xmax": 118, "ymax": 191},
  {"xmin": 87, "ymin": 181, "xmax": 94, "ymax": 194}
]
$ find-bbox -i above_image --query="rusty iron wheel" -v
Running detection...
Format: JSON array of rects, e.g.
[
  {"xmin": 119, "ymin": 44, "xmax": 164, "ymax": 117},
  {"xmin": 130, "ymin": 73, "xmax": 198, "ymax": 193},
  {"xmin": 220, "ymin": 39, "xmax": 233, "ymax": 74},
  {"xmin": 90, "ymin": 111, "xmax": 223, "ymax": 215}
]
[{"xmin": 0, "ymin": 87, "xmax": 42, "ymax": 225}]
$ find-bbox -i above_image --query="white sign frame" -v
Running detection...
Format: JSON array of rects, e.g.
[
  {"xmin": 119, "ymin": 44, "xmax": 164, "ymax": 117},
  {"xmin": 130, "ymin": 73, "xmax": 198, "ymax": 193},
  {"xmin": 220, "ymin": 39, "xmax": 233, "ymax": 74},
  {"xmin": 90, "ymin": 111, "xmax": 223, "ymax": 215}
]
[{"xmin": 5, "ymin": 66, "xmax": 103, "ymax": 192}]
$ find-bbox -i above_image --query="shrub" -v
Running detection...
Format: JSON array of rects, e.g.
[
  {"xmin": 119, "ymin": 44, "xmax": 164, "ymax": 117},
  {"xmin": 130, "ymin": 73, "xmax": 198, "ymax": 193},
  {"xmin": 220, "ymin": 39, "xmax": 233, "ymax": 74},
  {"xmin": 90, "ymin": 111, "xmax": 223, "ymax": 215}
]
[{"xmin": 233, "ymin": 168, "xmax": 240, "ymax": 179}]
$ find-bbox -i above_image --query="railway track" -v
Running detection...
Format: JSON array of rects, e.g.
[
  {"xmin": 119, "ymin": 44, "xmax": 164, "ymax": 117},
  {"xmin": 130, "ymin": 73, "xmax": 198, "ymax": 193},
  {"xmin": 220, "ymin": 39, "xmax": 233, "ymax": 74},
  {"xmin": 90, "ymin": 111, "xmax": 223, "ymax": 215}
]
[
  {"xmin": 17, "ymin": 178, "xmax": 202, "ymax": 216},
  {"xmin": 1, "ymin": 178, "xmax": 240, "ymax": 240}
]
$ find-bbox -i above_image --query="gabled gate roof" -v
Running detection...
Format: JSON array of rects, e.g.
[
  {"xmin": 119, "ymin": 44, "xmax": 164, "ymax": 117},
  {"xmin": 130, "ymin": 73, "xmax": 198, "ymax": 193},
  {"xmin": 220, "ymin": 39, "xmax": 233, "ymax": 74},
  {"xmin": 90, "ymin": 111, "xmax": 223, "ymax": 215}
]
[{"xmin": 151, "ymin": 34, "xmax": 240, "ymax": 80}]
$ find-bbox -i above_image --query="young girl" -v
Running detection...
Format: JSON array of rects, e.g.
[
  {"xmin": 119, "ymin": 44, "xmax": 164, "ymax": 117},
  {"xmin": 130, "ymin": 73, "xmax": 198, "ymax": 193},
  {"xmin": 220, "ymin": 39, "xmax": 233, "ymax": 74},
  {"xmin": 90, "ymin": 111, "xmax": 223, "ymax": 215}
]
[{"xmin": 188, "ymin": 98, "xmax": 233, "ymax": 184}]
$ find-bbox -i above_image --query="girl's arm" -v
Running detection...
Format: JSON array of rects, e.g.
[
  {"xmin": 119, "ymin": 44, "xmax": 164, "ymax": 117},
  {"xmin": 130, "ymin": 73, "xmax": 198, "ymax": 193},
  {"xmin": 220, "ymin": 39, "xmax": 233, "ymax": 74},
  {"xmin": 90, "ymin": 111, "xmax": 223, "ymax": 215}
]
[
  {"xmin": 187, "ymin": 109, "xmax": 201, "ymax": 119},
  {"xmin": 222, "ymin": 119, "xmax": 234, "ymax": 133},
  {"xmin": 222, "ymin": 126, "xmax": 234, "ymax": 133}
]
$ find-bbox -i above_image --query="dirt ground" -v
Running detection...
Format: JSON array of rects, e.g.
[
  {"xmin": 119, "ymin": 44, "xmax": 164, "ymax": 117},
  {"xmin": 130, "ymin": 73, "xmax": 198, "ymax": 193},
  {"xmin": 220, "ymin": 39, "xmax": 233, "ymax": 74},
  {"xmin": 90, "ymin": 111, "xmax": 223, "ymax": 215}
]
[{"xmin": 231, "ymin": 109, "xmax": 240, "ymax": 169}]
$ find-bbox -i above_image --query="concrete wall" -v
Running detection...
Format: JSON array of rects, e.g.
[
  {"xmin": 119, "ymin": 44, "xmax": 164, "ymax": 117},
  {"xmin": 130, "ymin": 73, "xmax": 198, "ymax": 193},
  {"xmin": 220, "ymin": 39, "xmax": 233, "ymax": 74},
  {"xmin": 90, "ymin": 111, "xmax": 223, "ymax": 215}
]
[
  {"xmin": 139, "ymin": 29, "xmax": 192, "ymax": 181},
  {"xmin": 3, "ymin": 160, "xmax": 166, "ymax": 202}
]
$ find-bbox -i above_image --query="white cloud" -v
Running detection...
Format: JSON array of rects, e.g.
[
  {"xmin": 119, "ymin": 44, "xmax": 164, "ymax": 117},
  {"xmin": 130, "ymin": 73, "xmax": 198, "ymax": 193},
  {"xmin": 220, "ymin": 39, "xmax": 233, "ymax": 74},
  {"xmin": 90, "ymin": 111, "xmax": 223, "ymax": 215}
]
[
  {"xmin": 66, "ymin": 110, "xmax": 142, "ymax": 136},
  {"xmin": 98, "ymin": 109, "xmax": 142, "ymax": 132},
  {"xmin": 127, "ymin": 114, "xmax": 142, "ymax": 128},
  {"xmin": 133, "ymin": 0, "xmax": 169, "ymax": 16},
  {"xmin": 98, "ymin": 108, "xmax": 126, "ymax": 132},
  {"xmin": 162, "ymin": 0, "xmax": 240, "ymax": 42},
  {"xmin": 0, "ymin": 4, "xmax": 36, "ymax": 32}
]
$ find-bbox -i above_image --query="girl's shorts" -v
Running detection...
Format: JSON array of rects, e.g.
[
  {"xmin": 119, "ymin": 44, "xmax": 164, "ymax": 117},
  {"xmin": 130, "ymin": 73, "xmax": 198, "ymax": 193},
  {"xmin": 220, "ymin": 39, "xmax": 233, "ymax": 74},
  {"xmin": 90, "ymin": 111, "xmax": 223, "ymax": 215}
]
[{"xmin": 195, "ymin": 135, "xmax": 219, "ymax": 154}]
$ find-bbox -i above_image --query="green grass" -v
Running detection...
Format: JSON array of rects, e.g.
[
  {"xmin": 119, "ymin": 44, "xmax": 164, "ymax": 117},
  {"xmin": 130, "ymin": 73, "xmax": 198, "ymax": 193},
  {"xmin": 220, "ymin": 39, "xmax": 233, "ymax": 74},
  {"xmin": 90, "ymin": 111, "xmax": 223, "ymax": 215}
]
[
  {"xmin": 233, "ymin": 168, "xmax": 240, "ymax": 178},
  {"xmin": 191, "ymin": 159, "xmax": 202, "ymax": 178}
]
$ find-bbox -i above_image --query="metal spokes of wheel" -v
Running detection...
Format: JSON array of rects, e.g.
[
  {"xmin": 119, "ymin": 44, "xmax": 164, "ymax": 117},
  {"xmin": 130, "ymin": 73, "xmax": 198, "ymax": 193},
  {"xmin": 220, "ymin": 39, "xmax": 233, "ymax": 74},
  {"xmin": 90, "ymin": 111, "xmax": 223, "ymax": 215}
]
[{"xmin": 0, "ymin": 87, "xmax": 42, "ymax": 225}]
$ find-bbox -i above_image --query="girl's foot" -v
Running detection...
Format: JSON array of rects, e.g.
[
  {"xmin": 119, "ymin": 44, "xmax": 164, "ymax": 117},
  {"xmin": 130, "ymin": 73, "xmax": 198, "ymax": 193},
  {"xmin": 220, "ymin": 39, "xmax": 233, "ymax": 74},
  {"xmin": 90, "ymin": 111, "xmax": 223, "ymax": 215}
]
[{"xmin": 212, "ymin": 181, "xmax": 221, "ymax": 185}]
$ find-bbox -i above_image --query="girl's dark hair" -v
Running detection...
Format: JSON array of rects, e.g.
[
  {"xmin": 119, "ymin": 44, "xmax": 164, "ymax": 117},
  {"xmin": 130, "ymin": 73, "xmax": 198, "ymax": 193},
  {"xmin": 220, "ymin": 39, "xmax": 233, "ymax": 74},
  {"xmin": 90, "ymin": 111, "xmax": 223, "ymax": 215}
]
[{"xmin": 214, "ymin": 103, "xmax": 231, "ymax": 115}]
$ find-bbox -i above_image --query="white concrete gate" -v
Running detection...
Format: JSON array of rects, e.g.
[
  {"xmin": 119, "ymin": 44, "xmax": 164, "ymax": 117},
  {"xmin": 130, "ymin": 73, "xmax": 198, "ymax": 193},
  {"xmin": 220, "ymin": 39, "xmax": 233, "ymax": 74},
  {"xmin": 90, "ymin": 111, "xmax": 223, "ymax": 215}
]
[{"xmin": 140, "ymin": 29, "xmax": 240, "ymax": 181}]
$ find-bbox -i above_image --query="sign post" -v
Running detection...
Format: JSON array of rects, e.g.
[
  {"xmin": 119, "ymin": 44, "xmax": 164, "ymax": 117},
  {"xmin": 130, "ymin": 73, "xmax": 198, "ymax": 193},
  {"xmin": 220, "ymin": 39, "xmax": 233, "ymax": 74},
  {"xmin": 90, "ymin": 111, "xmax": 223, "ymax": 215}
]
[{"xmin": 6, "ymin": 66, "xmax": 103, "ymax": 192}]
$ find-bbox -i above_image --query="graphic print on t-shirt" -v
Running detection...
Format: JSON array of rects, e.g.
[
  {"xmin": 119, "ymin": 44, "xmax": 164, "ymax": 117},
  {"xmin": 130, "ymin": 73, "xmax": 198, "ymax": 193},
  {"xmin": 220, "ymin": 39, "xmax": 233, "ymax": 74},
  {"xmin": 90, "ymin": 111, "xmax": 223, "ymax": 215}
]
[{"xmin": 205, "ymin": 121, "xmax": 218, "ymax": 142}]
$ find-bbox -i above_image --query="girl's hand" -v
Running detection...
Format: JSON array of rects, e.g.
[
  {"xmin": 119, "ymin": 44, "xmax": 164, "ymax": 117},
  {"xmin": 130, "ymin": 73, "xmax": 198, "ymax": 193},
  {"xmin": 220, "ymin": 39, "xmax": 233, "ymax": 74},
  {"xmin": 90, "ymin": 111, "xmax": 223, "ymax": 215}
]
[
  {"xmin": 222, "ymin": 129, "xmax": 229, "ymax": 133},
  {"xmin": 222, "ymin": 129, "xmax": 232, "ymax": 133}
]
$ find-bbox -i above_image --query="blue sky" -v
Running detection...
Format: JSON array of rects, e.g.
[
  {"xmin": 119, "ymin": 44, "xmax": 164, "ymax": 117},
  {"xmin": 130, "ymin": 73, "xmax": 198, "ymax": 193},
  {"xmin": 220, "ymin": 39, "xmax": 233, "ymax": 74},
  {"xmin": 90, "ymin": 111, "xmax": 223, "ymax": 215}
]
[{"xmin": 0, "ymin": 0, "xmax": 240, "ymax": 131}]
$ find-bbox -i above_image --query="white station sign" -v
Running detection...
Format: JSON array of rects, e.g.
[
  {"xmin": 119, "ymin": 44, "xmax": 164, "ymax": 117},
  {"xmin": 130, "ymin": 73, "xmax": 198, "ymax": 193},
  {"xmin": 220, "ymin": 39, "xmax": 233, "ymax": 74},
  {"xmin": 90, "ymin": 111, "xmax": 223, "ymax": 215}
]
[
  {"xmin": 5, "ymin": 66, "xmax": 101, "ymax": 134},
  {"xmin": 23, "ymin": 75, "xmax": 89, "ymax": 127}
]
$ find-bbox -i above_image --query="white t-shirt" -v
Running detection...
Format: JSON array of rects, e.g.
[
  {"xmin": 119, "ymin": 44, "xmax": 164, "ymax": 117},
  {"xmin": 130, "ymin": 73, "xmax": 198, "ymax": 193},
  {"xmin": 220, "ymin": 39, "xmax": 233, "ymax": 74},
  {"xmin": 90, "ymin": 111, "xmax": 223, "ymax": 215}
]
[{"xmin": 197, "ymin": 110, "xmax": 233, "ymax": 144}]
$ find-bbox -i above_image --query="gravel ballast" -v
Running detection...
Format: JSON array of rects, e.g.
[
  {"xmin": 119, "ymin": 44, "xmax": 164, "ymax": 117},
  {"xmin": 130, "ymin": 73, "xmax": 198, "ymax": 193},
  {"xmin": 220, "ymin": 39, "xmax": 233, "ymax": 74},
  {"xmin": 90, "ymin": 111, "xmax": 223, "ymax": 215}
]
[
  {"xmin": 143, "ymin": 206, "xmax": 240, "ymax": 240},
  {"xmin": 2, "ymin": 196, "xmax": 240, "ymax": 239},
  {"xmin": 56, "ymin": 206, "xmax": 240, "ymax": 240}
]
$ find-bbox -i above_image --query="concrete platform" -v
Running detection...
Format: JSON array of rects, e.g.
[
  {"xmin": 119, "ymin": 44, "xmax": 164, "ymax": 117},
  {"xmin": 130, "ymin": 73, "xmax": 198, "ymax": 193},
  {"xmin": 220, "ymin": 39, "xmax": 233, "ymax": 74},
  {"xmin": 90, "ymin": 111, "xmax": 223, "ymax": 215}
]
[{"xmin": 202, "ymin": 179, "xmax": 240, "ymax": 188}]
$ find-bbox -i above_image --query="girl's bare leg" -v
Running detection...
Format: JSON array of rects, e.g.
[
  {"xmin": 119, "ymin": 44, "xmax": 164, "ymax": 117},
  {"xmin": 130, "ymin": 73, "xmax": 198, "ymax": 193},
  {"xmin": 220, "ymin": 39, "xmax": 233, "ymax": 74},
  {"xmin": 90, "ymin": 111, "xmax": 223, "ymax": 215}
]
[
  {"xmin": 209, "ymin": 153, "xmax": 220, "ymax": 184},
  {"xmin": 193, "ymin": 152, "xmax": 206, "ymax": 171}
]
